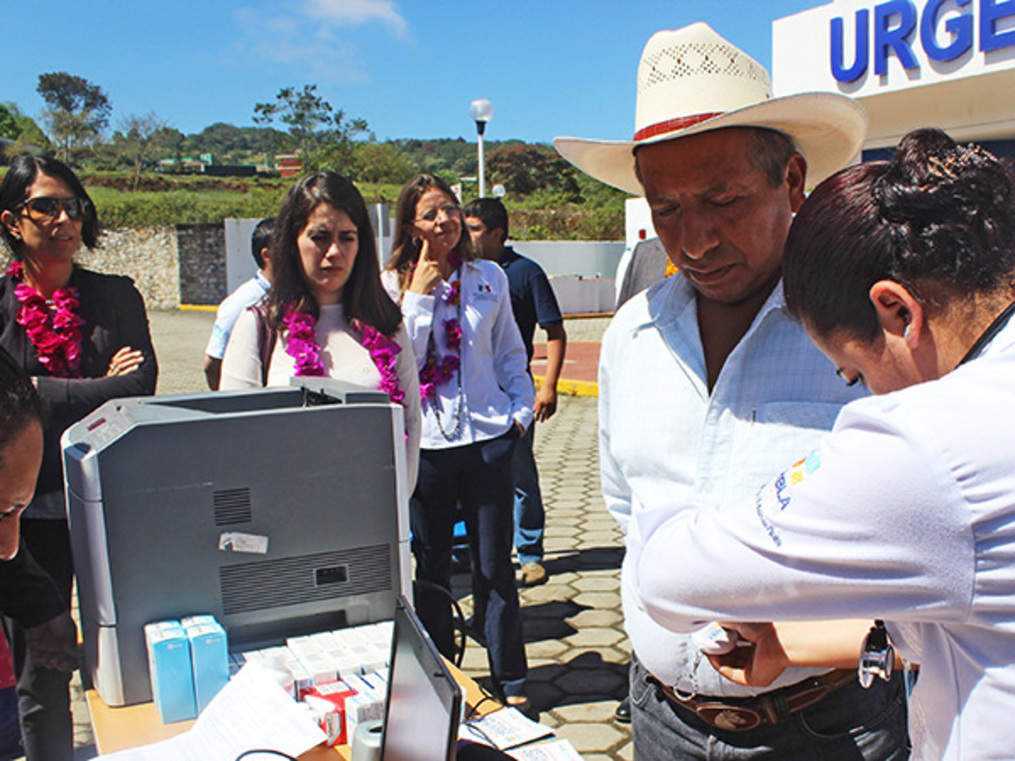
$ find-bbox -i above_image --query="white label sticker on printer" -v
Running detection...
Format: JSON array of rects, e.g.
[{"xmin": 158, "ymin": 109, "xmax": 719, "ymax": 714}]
[{"xmin": 218, "ymin": 532, "xmax": 269, "ymax": 554}]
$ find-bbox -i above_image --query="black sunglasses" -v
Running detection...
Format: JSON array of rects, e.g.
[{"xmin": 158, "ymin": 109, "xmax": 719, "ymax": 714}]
[{"xmin": 14, "ymin": 196, "xmax": 91, "ymax": 221}]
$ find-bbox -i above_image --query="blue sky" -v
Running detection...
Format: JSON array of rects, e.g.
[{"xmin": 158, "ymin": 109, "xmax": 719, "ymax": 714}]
[{"xmin": 5, "ymin": 0, "xmax": 820, "ymax": 144}]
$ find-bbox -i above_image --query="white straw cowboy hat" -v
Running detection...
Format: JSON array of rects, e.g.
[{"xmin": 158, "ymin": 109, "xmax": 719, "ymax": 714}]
[{"xmin": 554, "ymin": 22, "xmax": 867, "ymax": 195}]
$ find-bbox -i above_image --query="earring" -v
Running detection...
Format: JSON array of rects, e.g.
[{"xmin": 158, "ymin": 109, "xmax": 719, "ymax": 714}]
[{"xmin": 903, "ymin": 324, "xmax": 911, "ymax": 341}]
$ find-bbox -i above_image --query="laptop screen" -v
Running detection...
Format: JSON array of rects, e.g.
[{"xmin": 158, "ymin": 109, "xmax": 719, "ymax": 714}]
[{"xmin": 380, "ymin": 596, "xmax": 462, "ymax": 761}]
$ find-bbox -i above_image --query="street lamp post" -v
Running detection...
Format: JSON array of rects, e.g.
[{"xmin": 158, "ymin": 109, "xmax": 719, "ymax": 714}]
[{"xmin": 469, "ymin": 98, "xmax": 493, "ymax": 198}]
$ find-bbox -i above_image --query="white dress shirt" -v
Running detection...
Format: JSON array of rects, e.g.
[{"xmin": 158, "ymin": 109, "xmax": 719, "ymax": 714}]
[
  {"xmin": 633, "ymin": 315, "xmax": 1015, "ymax": 761},
  {"xmin": 382, "ymin": 259, "xmax": 533, "ymax": 450},
  {"xmin": 205, "ymin": 270, "xmax": 271, "ymax": 359},
  {"xmin": 600, "ymin": 274, "xmax": 866, "ymax": 696},
  {"xmin": 220, "ymin": 303, "xmax": 421, "ymax": 487}
]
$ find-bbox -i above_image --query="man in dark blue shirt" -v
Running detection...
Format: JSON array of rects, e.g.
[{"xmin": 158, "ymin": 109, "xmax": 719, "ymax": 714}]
[{"xmin": 464, "ymin": 199, "xmax": 567, "ymax": 586}]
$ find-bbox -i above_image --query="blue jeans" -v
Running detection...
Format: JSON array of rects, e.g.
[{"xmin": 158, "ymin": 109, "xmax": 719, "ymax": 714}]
[
  {"xmin": 629, "ymin": 654, "xmax": 909, "ymax": 761},
  {"xmin": 512, "ymin": 424, "xmax": 544, "ymax": 566},
  {"xmin": 410, "ymin": 432, "xmax": 527, "ymax": 697}
]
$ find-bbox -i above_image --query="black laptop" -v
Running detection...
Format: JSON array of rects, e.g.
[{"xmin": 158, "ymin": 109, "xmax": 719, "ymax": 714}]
[{"xmin": 380, "ymin": 596, "xmax": 463, "ymax": 761}]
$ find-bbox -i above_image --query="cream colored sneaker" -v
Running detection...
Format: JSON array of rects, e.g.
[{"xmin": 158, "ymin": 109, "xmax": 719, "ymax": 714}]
[{"xmin": 520, "ymin": 562, "xmax": 548, "ymax": 586}]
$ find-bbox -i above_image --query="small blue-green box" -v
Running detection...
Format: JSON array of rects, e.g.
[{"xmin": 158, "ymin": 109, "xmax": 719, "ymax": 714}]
[
  {"xmin": 143, "ymin": 621, "xmax": 196, "ymax": 723},
  {"xmin": 181, "ymin": 617, "xmax": 229, "ymax": 712}
]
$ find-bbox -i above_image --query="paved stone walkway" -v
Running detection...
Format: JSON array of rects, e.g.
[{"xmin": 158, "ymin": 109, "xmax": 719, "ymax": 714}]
[{"xmin": 59, "ymin": 309, "xmax": 631, "ymax": 760}]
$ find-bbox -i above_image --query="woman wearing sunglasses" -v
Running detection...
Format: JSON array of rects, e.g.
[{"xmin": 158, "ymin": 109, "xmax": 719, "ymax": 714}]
[{"xmin": 0, "ymin": 153, "xmax": 157, "ymax": 761}]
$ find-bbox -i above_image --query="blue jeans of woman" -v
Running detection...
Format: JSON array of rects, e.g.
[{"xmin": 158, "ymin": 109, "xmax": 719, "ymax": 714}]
[{"xmin": 410, "ymin": 430, "xmax": 527, "ymax": 697}]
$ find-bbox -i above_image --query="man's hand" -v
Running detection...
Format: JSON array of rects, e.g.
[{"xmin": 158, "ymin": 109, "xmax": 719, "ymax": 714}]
[
  {"xmin": 26, "ymin": 612, "xmax": 79, "ymax": 672},
  {"xmin": 706, "ymin": 622, "xmax": 788, "ymax": 687},
  {"xmin": 533, "ymin": 383, "xmax": 558, "ymax": 422}
]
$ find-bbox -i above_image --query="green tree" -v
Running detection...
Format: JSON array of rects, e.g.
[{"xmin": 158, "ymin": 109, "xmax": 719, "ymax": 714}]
[
  {"xmin": 112, "ymin": 113, "xmax": 172, "ymax": 191},
  {"xmin": 36, "ymin": 72, "xmax": 111, "ymax": 164},
  {"xmin": 352, "ymin": 141, "xmax": 417, "ymax": 184},
  {"xmin": 487, "ymin": 144, "xmax": 581, "ymax": 200},
  {"xmin": 0, "ymin": 102, "xmax": 52, "ymax": 160},
  {"xmin": 0, "ymin": 104, "xmax": 18, "ymax": 141},
  {"xmin": 252, "ymin": 84, "xmax": 367, "ymax": 171}
]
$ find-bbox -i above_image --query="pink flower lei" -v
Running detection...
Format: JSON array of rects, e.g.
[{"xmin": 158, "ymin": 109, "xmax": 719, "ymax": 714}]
[
  {"xmin": 281, "ymin": 307, "xmax": 326, "ymax": 377},
  {"xmin": 418, "ymin": 252, "xmax": 463, "ymax": 402},
  {"xmin": 5, "ymin": 260, "xmax": 85, "ymax": 378},
  {"xmin": 281, "ymin": 305, "xmax": 407, "ymax": 406}
]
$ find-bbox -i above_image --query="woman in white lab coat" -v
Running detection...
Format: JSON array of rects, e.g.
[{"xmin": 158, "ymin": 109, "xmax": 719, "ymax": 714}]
[{"xmin": 631, "ymin": 128, "xmax": 1015, "ymax": 761}]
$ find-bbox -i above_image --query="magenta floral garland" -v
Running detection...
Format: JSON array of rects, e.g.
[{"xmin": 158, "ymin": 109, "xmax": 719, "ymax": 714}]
[
  {"xmin": 5, "ymin": 260, "xmax": 85, "ymax": 378},
  {"xmin": 357, "ymin": 321, "xmax": 406, "ymax": 406},
  {"xmin": 281, "ymin": 305, "xmax": 406, "ymax": 406},
  {"xmin": 417, "ymin": 252, "xmax": 464, "ymax": 402},
  {"xmin": 282, "ymin": 307, "xmax": 326, "ymax": 377}
]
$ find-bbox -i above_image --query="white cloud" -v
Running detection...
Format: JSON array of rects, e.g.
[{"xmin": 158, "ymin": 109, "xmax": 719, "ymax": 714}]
[
  {"xmin": 232, "ymin": 4, "xmax": 397, "ymax": 84},
  {"xmin": 231, "ymin": 1, "xmax": 410, "ymax": 82},
  {"xmin": 301, "ymin": 0, "xmax": 409, "ymax": 38}
]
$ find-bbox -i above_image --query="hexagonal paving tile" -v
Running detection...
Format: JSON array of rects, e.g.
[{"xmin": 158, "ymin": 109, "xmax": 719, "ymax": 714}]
[
  {"xmin": 551, "ymin": 698, "xmax": 623, "ymax": 723},
  {"xmin": 571, "ymin": 576, "xmax": 621, "ymax": 592},
  {"xmin": 524, "ymin": 638, "xmax": 570, "ymax": 660},
  {"xmin": 523, "ymin": 616, "xmax": 577, "ymax": 642},
  {"xmin": 572, "ymin": 591, "xmax": 622, "ymax": 609},
  {"xmin": 520, "ymin": 583, "xmax": 576, "ymax": 604},
  {"xmin": 553, "ymin": 722, "xmax": 626, "ymax": 753},
  {"xmin": 553, "ymin": 667, "xmax": 627, "ymax": 695},
  {"xmin": 527, "ymin": 681, "xmax": 565, "ymax": 710},
  {"xmin": 564, "ymin": 627, "xmax": 625, "ymax": 648},
  {"xmin": 568, "ymin": 607, "xmax": 623, "ymax": 628},
  {"xmin": 579, "ymin": 531, "xmax": 623, "ymax": 545}
]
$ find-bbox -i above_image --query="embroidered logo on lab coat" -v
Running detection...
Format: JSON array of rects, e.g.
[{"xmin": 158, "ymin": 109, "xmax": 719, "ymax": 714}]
[{"xmin": 753, "ymin": 451, "xmax": 821, "ymax": 546}]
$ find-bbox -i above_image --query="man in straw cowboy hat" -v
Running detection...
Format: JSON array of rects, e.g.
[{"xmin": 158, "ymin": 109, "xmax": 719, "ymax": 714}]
[{"xmin": 556, "ymin": 23, "xmax": 909, "ymax": 760}]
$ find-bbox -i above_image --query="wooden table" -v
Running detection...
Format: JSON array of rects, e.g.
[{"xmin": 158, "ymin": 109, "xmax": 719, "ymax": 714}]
[{"xmin": 86, "ymin": 663, "xmax": 490, "ymax": 759}]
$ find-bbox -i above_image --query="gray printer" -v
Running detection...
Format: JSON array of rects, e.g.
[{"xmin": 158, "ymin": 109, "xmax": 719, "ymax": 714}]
[{"xmin": 62, "ymin": 379, "xmax": 411, "ymax": 707}]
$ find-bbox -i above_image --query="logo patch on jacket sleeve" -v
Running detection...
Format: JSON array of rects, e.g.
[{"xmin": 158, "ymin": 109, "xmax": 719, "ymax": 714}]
[{"xmin": 753, "ymin": 452, "xmax": 821, "ymax": 546}]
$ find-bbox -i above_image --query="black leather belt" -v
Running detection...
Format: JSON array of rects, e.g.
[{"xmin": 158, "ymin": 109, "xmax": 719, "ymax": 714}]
[{"xmin": 651, "ymin": 669, "xmax": 857, "ymax": 732}]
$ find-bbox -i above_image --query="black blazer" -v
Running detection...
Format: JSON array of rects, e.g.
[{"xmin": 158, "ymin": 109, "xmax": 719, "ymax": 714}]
[{"xmin": 0, "ymin": 266, "xmax": 158, "ymax": 501}]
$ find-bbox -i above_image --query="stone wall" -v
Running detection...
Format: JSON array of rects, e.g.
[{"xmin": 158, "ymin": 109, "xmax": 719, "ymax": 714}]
[
  {"xmin": 176, "ymin": 224, "xmax": 227, "ymax": 306},
  {"xmin": 77, "ymin": 226, "xmax": 181, "ymax": 309},
  {"xmin": 3, "ymin": 223, "xmax": 227, "ymax": 310}
]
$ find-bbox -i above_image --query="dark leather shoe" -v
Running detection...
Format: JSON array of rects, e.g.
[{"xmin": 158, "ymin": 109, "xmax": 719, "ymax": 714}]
[{"xmin": 614, "ymin": 696, "xmax": 632, "ymax": 724}]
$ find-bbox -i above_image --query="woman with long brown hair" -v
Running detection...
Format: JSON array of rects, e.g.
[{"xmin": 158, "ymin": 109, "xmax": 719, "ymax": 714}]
[
  {"xmin": 382, "ymin": 174, "xmax": 533, "ymax": 709},
  {"xmin": 220, "ymin": 171, "xmax": 420, "ymax": 484}
]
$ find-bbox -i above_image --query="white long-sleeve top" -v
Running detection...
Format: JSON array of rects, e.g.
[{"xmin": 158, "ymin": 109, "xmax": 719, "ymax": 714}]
[
  {"xmin": 220, "ymin": 304, "xmax": 421, "ymax": 487},
  {"xmin": 382, "ymin": 259, "xmax": 533, "ymax": 450},
  {"xmin": 632, "ymin": 314, "xmax": 1015, "ymax": 761}
]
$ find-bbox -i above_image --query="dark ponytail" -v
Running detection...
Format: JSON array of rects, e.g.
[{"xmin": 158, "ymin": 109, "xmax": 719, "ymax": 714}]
[
  {"xmin": 785, "ymin": 128, "xmax": 1015, "ymax": 340},
  {"xmin": 0, "ymin": 346, "xmax": 42, "ymax": 468}
]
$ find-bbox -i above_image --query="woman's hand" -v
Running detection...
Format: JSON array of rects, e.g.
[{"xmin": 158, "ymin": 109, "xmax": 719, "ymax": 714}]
[
  {"xmin": 706, "ymin": 622, "xmax": 789, "ymax": 687},
  {"xmin": 708, "ymin": 619, "xmax": 879, "ymax": 687},
  {"xmin": 106, "ymin": 346, "xmax": 144, "ymax": 377},
  {"xmin": 408, "ymin": 239, "xmax": 444, "ymax": 295}
]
